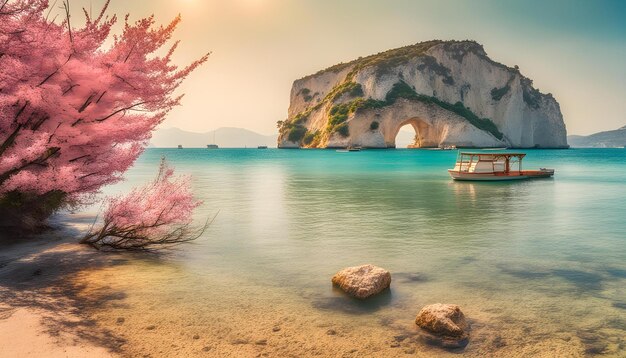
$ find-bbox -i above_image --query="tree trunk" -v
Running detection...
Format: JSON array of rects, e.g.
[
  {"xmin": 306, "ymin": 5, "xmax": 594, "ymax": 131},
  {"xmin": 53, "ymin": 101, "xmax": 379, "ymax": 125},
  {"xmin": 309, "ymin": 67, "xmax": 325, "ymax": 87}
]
[{"xmin": 0, "ymin": 190, "xmax": 66, "ymax": 238}]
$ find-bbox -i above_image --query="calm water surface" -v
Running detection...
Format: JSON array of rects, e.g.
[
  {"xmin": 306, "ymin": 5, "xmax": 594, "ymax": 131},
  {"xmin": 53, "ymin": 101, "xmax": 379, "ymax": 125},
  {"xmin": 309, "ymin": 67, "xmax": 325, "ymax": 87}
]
[{"xmin": 76, "ymin": 148, "xmax": 626, "ymax": 356}]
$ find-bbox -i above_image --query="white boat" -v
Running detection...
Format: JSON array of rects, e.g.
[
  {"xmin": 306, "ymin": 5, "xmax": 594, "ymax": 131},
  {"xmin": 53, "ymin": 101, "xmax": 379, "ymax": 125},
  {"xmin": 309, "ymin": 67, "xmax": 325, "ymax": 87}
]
[
  {"xmin": 448, "ymin": 152, "xmax": 554, "ymax": 181},
  {"xmin": 336, "ymin": 147, "xmax": 361, "ymax": 152}
]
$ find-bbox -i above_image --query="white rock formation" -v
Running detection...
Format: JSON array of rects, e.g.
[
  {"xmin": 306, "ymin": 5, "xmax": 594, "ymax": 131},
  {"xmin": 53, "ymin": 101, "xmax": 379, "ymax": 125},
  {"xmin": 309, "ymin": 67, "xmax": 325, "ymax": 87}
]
[{"xmin": 278, "ymin": 40, "xmax": 568, "ymax": 148}]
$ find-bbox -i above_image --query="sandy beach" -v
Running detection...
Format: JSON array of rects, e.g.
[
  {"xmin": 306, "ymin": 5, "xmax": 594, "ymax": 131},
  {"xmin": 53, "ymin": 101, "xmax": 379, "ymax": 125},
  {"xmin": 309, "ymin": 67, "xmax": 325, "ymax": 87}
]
[
  {"xmin": 0, "ymin": 223, "xmax": 122, "ymax": 357},
  {"xmin": 1, "ymin": 223, "xmax": 616, "ymax": 357},
  {"xmin": 0, "ymin": 308, "xmax": 113, "ymax": 358}
]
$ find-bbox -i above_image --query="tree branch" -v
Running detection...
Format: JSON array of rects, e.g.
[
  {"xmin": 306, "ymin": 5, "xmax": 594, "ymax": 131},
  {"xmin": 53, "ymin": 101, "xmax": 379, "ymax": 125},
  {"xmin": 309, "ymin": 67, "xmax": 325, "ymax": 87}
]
[
  {"xmin": 95, "ymin": 101, "xmax": 147, "ymax": 122},
  {"xmin": 39, "ymin": 54, "xmax": 72, "ymax": 87},
  {"xmin": 0, "ymin": 101, "xmax": 29, "ymax": 157},
  {"xmin": 114, "ymin": 74, "xmax": 137, "ymax": 90},
  {"xmin": 69, "ymin": 154, "xmax": 90, "ymax": 163},
  {"xmin": 96, "ymin": 91, "xmax": 107, "ymax": 103},
  {"xmin": 78, "ymin": 92, "xmax": 96, "ymax": 112},
  {"xmin": 0, "ymin": 147, "xmax": 61, "ymax": 186},
  {"xmin": 63, "ymin": 0, "xmax": 73, "ymax": 47}
]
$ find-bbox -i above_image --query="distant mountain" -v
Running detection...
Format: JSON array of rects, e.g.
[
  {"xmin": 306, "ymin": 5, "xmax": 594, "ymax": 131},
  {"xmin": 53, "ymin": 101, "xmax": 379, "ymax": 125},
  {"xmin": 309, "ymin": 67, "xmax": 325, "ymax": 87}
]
[
  {"xmin": 568, "ymin": 125, "xmax": 626, "ymax": 148},
  {"xmin": 150, "ymin": 127, "xmax": 278, "ymax": 148}
]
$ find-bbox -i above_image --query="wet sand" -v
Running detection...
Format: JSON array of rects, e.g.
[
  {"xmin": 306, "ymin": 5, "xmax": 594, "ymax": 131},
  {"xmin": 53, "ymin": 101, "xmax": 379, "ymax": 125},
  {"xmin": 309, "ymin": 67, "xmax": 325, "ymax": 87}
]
[{"xmin": 2, "ymin": 231, "xmax": 622, "ymax": 357}]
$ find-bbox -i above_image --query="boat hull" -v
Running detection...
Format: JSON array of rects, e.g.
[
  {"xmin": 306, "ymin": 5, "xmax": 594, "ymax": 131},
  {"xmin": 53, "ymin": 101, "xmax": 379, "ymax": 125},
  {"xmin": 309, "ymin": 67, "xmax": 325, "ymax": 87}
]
[{"xmin": 448, "ymin": 170, "xmax": 554, "ymax": 181}]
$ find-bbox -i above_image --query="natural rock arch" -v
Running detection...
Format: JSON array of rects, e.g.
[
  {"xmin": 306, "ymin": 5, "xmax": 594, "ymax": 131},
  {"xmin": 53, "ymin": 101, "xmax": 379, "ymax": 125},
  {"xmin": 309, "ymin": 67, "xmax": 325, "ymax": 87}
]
[
  {"xmin": 278, "ymin": 40, "xmax": 569, "ymax": 149},
  {"xmin": 342, "ymin": 99, "xmax": 505, "ymax": 149},
  {"xmin": 388, "ymin": 118, "xmax": 434, "ymax": 148}
]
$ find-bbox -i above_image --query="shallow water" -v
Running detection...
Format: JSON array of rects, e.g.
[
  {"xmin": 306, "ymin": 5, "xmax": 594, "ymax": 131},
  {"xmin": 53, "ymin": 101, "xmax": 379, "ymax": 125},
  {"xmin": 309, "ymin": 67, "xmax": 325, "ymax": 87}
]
[{"xmin": 71, "ymin": 148, "xmax": 626, "ymax": 357}]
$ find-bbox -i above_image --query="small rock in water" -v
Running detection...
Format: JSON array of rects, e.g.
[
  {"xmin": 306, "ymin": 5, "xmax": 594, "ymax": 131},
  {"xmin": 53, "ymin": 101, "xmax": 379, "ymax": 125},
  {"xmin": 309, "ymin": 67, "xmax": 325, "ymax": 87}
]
[
  {"xmin": 272, "ymin": 326, "xmax": 281, "ymax": 332},
  {"xmin": 192, "ymin": 334, "xmax": 200, "ymax": 340},
  {"xmin": 326, "ymin": 329, "xmax": 337, "ymax": 336},
  {"xmin": 202, "ymin": 346, "xmax": 211, "ymax": 352},
  {"xmin": 255, "ymin": 339, "xmax": 267, "ymax": 345},
  {"xmin": 331, "ymin": 264, "xmax": 391, "ymax": 299},
  {"xmin": 116, "ymin": 317, "xmax": 125, "ymax": 325},
  {"xmin": 415, "ymin": 303, "xmax": 470, "ymax": 348},
  {"xmin": 145, "ymin": 325, "xmax": 157, "ymax": 331}
]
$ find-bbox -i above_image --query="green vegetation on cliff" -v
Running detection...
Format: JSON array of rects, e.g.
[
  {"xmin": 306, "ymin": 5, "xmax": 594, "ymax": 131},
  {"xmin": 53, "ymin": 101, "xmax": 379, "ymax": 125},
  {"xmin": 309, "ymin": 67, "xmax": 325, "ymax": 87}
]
[
  {"xmin": 491, "ymin": 74, "xmax": 515, "ymax": 101},
  {"xmin": 335, "ymin": 123, "xmax": 349, "ymax": 137},
  {"xmin": 299, "ymin": 88, "xmax": 313, "ymax": 102},
  {"xmin": 377, "ymin": 81, "xmax": 503, "ymax": 140},
  {"xmin": 280, "ymin": 40, "xmax": 516, "ymax": 146},
  {"xmin": 283, "ymin": 80, "xmax": 504, "ymax": 145},
  {"xmin": 490, "ymin": 85, "xmax": 510, "ymax": 101},
  {"xmin": 521, "ymin": 78, "xmax": 542, "ymax": 109},
  {"xmin": 327, "ymin": 81, "xmax": 364, "ymax": 102},
  {"xmin": 304, "ymin": 40, "xmax": 445, "ymax": 80},
  {"xmin": 326, "ymin": 101, "xmax": 361, "ymax": 136},
  {"xmin": 324, "ymin": 81, "xmax": 503, "ymax": 140},
  {"xmin": 302, "ymin": 130, "xmax": 321, "ymax": 146},
  {"xmin": 279, "ymin": 112, "xmax": 309, "ymax": 144},
  {"xmin": 287, "ymin": 125, "xmax": 307, "ymax": 143}
]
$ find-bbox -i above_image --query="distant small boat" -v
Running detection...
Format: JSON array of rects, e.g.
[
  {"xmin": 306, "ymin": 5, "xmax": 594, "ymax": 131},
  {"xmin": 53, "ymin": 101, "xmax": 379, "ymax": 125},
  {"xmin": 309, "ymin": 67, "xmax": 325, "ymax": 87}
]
[
  {"xmin": 336, "ymin": 147, "xmax": 361, "ymax": 152},
  {"xmin": 207, "ymin": 144, "xmax": 219, "ymax": 149},
  {"xmin": 177, "ymin": 145, "xmax": 183, "ymax": 149},
  {"xmin": 449, "ymin": 152, "xmax": 554, "ymax": 181},
  {"xmin": 441, "ymin": 145, "xmax": 457, "ymax": 150},
  {"xmin": 257, "ymin": 146, "xmax": 268, "ymax": 149}
]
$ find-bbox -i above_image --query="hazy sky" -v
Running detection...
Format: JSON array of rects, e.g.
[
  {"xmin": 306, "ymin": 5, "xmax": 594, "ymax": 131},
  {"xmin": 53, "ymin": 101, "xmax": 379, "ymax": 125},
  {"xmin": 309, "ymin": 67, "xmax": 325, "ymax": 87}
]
[{"xmin": 67, "ymin": 0, "xmax": 625, "ymax": 135}]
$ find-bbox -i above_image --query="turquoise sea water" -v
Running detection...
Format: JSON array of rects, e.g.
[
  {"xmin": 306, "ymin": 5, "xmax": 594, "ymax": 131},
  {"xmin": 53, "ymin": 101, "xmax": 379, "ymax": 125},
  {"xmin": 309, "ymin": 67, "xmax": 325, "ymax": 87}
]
[{"xmin": 84, "ymin": 148, "xmax": 626, "ymax": 356}]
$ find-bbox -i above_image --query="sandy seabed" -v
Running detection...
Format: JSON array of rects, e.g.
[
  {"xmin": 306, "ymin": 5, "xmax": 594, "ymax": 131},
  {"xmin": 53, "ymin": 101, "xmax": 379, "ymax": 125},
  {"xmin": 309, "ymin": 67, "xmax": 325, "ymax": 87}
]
[{"xmin": 0, "ymin": 231, "xmax": 623, "ymax": 358}]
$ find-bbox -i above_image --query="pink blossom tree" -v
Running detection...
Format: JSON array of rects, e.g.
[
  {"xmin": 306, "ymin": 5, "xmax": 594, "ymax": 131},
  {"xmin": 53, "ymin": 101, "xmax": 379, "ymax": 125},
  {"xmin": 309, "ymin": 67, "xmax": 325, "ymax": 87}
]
[
  {"xmin": 81, "ymin": 158, "xmax": 207, "ymax": 250},
  {"xmin": 0, "ymin": 0, "xmax": 208, "ymax": 231}
]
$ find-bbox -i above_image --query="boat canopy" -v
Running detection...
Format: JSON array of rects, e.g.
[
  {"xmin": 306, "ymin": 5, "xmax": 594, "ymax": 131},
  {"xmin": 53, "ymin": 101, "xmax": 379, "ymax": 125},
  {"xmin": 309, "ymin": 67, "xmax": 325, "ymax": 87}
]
[
  {"xmin": 453, "ymin": 152, "xmax": 525, "ymax": 173},
  {"xmin": 458, "ymin": 152, "xmax": 526, "ymax": 159}
]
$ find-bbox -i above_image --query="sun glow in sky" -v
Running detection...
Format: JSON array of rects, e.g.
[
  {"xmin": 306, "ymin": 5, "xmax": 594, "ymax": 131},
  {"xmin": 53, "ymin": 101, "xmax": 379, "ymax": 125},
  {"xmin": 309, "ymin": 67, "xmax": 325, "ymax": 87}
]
[{"xmin": 66, "ymin": 0, "xmax": 625, "ymax": 136}]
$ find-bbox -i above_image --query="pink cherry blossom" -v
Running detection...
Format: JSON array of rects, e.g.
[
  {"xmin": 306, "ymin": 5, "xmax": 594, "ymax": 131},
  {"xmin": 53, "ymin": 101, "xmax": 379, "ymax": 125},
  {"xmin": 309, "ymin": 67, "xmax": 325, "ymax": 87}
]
[
  {"xmin": 0, "ymin": 0, "xmax": 209, "ymax": 202},
  {"xmin": 81, "ymin": 158, "xmax": 205, "ymax": 250}
]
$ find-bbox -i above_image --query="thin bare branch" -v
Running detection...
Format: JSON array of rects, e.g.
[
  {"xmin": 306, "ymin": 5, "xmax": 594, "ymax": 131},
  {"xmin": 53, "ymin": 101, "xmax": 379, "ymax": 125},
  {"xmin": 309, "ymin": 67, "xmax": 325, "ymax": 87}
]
[{"xmin": 95, "ymin": 101, "xmax": 147, "ymax": 122}]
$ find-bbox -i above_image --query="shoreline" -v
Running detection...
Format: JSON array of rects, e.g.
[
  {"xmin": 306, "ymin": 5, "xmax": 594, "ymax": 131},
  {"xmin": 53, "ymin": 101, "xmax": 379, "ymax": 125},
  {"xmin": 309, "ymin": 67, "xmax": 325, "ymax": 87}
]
[
  {"xmin": 0, "ymin": 226, "xmax": 123, "ymax": 357},
  {"xmin": 0, "ymin": 210, "xmax": 623, "ymax": 357}
]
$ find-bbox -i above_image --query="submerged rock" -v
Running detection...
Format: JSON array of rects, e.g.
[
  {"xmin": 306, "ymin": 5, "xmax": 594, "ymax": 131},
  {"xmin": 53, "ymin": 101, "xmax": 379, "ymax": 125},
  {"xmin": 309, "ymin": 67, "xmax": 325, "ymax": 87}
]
[
  {"xmin": 331, "ymin": 264, "xmax": 391, "ymax": 299},
  {"xmin": 415, "ymin": 303, "xmax": 470, "ymax": 348}
]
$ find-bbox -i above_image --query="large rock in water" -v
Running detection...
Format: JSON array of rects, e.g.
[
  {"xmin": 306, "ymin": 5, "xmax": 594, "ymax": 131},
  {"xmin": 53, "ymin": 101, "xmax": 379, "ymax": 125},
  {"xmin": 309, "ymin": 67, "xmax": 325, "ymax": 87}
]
[
  {"xmin": 278, "ymin": 40, "xmax": 568, "ymax": 149},
  {"xmin": 331, "ymin": 264, "xmax": 391, "ymax": 299},
  {"xmin": 415, "ymin": 303, "xmax": 470, "ymax": 348}
]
